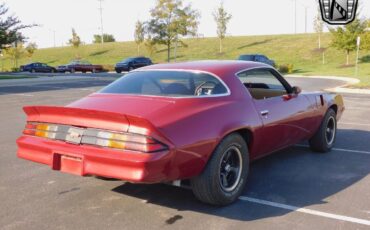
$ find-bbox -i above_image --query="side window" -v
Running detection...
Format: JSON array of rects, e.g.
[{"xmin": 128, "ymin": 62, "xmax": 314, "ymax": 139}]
[{"xmin": 237, "ymin": 69, "xmax": 289, "ymax": 100}]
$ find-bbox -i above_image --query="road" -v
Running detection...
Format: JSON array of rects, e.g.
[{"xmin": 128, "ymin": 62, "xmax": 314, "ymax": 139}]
[{"xmin": 0, "ymin": 75, "xmax": 369, "ymax": 230}]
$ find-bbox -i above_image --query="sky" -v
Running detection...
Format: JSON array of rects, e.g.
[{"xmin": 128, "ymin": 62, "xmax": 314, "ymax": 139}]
[{"xmin": 4, "ymin": 0, "xmax": 370, "ymax": 48}]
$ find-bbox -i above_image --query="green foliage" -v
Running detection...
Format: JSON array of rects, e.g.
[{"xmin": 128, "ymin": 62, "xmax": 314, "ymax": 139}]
[
  {"xmin": 146, "ymin": 0, "xmax": 200, "ymax": 62},
  {"xmin": 329, "ymin": 19, "xmax": 367, "ymax": 64},
  {"xmin": 25, "ymin": 42, "xmax": 37, "ymax": 58},
  {"xmin": 68, "ymin": 28, "xmax": 81, "ymax": 48},
  {"xmin": 134, "ymin": 20, "xmax": 145, "ymax": 55},
  {"xmin": 93, "ymin": 34, "xmax": 116, "ymax": 43},
  {"xmin": 0, "ymin": 3, "xmax": 36, "ymax": 49},
  {"xmin": 213, "ymin": 3, "xmax": 232, "ymax": 53},
  {"xmin": 144, "ymin": 35, "xmax": 157, "ymax": 57},
  {"xmin": 4, "ymin": 43, "xmax": 26, "ymax": 68},
  {"xmin": 278, "ymin": 64, "xmax": 294, "ymax": 74}
]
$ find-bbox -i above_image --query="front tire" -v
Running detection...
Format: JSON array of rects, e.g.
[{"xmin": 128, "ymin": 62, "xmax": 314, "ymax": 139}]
[
  {"xmin": 309, "ymin": 108, "xmax": 337, "ymax": 153},
  {"xmin": 190, "ymin": 133, "xmax": 249, "ymax": 206}
]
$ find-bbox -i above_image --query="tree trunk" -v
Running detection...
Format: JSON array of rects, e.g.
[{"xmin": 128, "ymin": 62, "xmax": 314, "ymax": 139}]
[
  {"xmin": 318, "ymin": 33, "xmax": 321, "ymax": 49},
  {"xmin": 346, "ymin": 50, "xmax": 349, "ymax": 65},
  {"xmin": 219, "ymin": 38, "xmax": 222, "ymax": 53},
  {"xmin": 167, "ymin": 42, "xmax": 171, "ymax": 63}
]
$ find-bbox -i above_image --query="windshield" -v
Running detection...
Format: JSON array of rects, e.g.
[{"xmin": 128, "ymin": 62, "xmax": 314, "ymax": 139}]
[
  {"xmin": 121, "ymin": 58, "xmax": 135, "ymax": 63},
  {"xmin": 99, "ymin": 70, "xmax": 228, "ymax": 97}
]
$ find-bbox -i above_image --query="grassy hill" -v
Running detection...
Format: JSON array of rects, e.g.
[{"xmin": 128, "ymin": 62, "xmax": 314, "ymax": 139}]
[{"xmin": 3, "ymin": 33, "xmax": 370, "ymax": 86}]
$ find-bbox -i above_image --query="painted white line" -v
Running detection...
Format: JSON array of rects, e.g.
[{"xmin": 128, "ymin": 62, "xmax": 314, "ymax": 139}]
[
  {"xmin": 239, "ymin": 196, "xmax": 370, "ymax": 226},
  {"xmin": 339, "ymin": 122, "xmax": 370, "ymax": 127},
  {"xmin": 14, "ymin": 93, "xmax": 34, "ymax": 97},
  {"xmin": 295, "ymin": 144, "xmax": 370, "ymax": 155}
]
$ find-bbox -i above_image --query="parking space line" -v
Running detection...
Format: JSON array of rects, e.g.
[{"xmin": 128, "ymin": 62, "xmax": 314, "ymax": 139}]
[
  {"xmin": 239, "ymin": 196, "xmax": 370, "ymax": 226},
  {"xmin": 296, "ymin": 144, "xmax": 370, "ymax": 155},
  {"xmin": 13, "ymin": 94, "xmax": 34, "ymax": 97}
]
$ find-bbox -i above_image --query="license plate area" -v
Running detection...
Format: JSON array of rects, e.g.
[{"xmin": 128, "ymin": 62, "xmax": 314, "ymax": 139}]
[{"xmin": 53, "ymin": 154, "xmax": 84, "ymax": 176}]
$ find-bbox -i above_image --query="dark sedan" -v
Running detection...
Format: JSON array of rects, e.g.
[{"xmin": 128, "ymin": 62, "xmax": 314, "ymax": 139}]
[
  {"xmin": 20, "ymin": 62, "xmax": 57, "ymax": 73},
  {"xmin": 115, "ymin": 57, "xmax": 152, "ymax": 73},
  {"xmin": 238, "ymin": 54, "xmax": 276, "ymax": 67},
  {"xmin": 57, "ymin": 60, "xmax": 104, "ymax": 73}
]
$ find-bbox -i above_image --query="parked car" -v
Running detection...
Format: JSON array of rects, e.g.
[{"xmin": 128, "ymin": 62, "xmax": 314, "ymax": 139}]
[
  {"xmin": 57, "ymin": 60, "xmax": 104, "ymax": 73},
  {"xmin": 17, "ymin": 61, "xmax": 344, "ymax": 205},
  {"xmin": 20, "ymin": 62, "xmax": 57, "ymax": 73},
  {"xmin": 238, "ymin": 54, "xmax": 276, "ymax": 67},
  {"xmin": 115, "ymin": 57, "xmax": 153, "ymax": 73}
]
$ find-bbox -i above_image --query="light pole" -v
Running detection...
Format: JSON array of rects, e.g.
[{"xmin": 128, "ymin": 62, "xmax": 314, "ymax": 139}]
[
  {"xmin": 294, "ymin": 0, "xmax": 297, "ymax": 34},
  {"xmin": 98, "ymin": 0, "xmax": 104, "ymax": 44}
]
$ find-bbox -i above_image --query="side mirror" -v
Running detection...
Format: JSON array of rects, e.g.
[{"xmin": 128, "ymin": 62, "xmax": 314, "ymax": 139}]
[{"xmin": 292, "ymin": 86, "xmax": 302, "ymax": 95}]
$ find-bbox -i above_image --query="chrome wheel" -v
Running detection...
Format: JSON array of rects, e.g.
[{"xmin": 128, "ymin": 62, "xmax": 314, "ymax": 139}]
[
  {"xmin": 219, "ymin": 146, "xmax": 243, "ymax": 192},
  {"xmin": 325, "ymin": 116, "xmax": 336, "ymax": 145}
]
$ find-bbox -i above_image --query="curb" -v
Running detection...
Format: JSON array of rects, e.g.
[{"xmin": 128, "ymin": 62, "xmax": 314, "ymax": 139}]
[{"xmin": 286, "ymin": 75, "xmax": 370, "ymax": 95}]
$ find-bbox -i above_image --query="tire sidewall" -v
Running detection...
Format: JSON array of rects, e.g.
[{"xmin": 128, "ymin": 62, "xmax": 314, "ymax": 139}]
[
  {"xmin": 323, "ymin": 109, "xmax": 337, "ymax": 149},
  {"xmin": 208, "ymin": 134, "xmax": 249, "ymax": 203}
]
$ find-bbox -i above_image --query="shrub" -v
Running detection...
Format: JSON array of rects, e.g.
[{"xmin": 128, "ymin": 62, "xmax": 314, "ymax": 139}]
[
  {"xmin": 11, "ymin": 67, "xmax": 21, "ymax": 72},
  {"xmin": 278, "ymin": 64, "xmax": 294, "ymax": 74}
]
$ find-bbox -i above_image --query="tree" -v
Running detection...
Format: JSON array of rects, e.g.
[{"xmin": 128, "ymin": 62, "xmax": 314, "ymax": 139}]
[
  {"xmin": 144, "ymin": 35, "xmax": 157, "ymax": 57},
  {"xmin": 146, "ymin": 0, "xmax": 200, "ymax": 62},
  {"xmin": 93, "ymin": 34, "xmax": 116, "ymax": 43},
  {"xmin": 25, "ymin": 42, "xmax": 37, "ymax": 60},
  {"xmin": 362, "ymin": 19, "xmax": 370, "ymax": 50},
  {"xmin": 330, "ymin": 19, "xmax": 367, "ymax": 65},
  {"xmin": 313, "ymin": 7, "xmax": 324, "ymax": 49},
  {"xmin": 0, "ymin": 3, "xmax": 35, "ymax": 50},
  {"xmin": 134, "ymin": 20, "xmax": 145, "ymax": 55},
  {"xmin": 213, "ymin": 3, "xmax": 232, "ymax": 53},
  {"xmin": 68, "ymin": 28, "xmax": 81, "ymax": 48},
  {"xmin": 4, "ymin": 43, "xmax": 25, "ymax": 68}
]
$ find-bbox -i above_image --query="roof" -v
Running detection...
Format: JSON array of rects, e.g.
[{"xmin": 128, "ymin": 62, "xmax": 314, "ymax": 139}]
[{"xmin": 139, "ymin": 60, "xmax": 270, "ymax": 79}]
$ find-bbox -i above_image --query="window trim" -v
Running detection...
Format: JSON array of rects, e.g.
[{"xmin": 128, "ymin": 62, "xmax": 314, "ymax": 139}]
[
  {"xmin": 235, "ymin": 67, "xmax": 294, "ymax": 98},
  {"xmin": 101, "ymin": 69, "xmax": 231, "ymax": 99}
]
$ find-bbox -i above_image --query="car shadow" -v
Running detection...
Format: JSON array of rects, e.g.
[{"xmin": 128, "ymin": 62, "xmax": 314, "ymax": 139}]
[
  {"xmin": 111, "ymin": 128, "xmax": 370, "ymax": 221},
  {"xmin": 237, "ymin": 39, "xmax": 273, "ymax": 50},
  {"xmin": 89, "ymin": 50, "xmax": 109, "ymax": 57}
]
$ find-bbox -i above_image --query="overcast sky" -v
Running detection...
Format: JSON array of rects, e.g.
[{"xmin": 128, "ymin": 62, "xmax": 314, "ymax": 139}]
[{"xmin": 4, "ymin": 0, "xmax": 370, "ymax": 48}]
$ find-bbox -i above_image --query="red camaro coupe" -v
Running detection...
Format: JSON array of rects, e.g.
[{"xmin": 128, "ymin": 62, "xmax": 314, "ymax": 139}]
[{"xmin": 17, "ymin": 61, "xmax": 344, "ymax": 205}]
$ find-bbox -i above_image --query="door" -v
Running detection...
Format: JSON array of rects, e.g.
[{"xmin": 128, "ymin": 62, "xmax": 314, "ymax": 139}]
[{"xmin": 237, "ymin": 68, "xmax": 312, "ymax": 156}]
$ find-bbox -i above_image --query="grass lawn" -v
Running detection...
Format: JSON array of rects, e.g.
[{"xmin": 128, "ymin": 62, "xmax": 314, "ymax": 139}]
[
  {"xmin": 0, "ymin": 75, "xmax": 38, "ymax": 80},
  {"xmin": 2, "ymin": 33, "xmax": 370, "ymax": 86}
]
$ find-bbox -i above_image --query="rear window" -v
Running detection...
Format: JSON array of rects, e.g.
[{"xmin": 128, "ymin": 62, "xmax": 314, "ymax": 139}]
[
  {"xmin": 99, "ymin": 70, "xmax": 229, "ymax": 97},
  {"xmin": 239, "ymin": 55, "xmax": 254, "ymax": 61}
]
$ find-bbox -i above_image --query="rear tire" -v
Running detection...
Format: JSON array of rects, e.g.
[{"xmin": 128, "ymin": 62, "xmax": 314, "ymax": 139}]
[
  {"xmin": 309, "ymin": 108, "xmax": 337, "ymax": 153},
  {"xmin": 190, "ymin": 133, "xmax": 249, "ymax": 206}
]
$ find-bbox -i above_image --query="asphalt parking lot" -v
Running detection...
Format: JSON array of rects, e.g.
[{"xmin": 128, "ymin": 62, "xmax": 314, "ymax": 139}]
[{"xmin": 0, "ymin": 76, "xmax": 369, "ymax": 230}]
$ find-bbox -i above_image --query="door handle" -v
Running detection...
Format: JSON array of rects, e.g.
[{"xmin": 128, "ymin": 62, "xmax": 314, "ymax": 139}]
[{"xmin": 260, "ymin": 110, "xmax": 269, "ymax": 116}]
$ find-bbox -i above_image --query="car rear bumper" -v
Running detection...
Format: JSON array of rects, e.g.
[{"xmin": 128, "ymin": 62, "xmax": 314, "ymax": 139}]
[{"xmin": 16, "ymin": 135, "xmax": 173, "ymax": 183}]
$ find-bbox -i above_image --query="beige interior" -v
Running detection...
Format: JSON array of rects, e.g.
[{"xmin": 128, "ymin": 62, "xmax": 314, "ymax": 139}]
[{"xmin": 248, "ymin": 88, "xmax": 287, "ymax": 100}]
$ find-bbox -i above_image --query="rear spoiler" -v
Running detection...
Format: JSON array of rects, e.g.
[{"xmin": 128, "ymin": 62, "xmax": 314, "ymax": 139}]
[{"xmin": 24, "ymin": 106, "xmax": 130, "ymax": 132}]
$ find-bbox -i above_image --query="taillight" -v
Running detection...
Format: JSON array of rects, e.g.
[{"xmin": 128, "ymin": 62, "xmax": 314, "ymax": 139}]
[
  {"xmin": 94, "ymin": 131, "xmax": 167, "ymax": 152},
  {"xmin": 22, "ymin": 122, "xmax": 168, "ymax": 153},
  {"xmin": 23, "ymin": 123, "xmax": 57, "ymax": 139}
]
